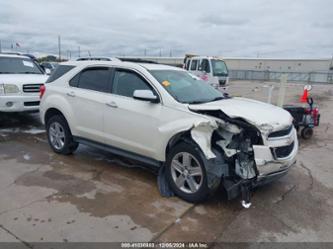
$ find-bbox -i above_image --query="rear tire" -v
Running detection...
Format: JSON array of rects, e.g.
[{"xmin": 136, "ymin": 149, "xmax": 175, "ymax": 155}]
[
  {"xmin": 46, "ymin": 115, "xmax": 79, "ymax": 155},
  {"xmin": 165, "ymin": 142, "xmax": 210, "ymax": 203},
  {"xmin": 301, "ymin": 127, "xmax": 313, "ymax": 139}
]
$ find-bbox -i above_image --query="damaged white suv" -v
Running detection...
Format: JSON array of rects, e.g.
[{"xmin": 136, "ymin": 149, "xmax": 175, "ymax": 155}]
[{"xmin": 40, "ymin": 60, "xmax": 298, "ymax": 203}]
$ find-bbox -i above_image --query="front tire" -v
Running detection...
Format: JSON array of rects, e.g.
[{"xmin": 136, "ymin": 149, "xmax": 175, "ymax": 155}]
[
  {"xmin": 46, "ymin": 115, "xmax": 78, "ymax": 155},
  {"xmin": 165, "ymin": 142, "xmax": 210, "ymax": 203}
]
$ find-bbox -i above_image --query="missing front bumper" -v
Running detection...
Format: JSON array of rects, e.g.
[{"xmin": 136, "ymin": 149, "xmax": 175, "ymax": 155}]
[{"xmin": 222, "ymin": 164, "xmax": 294, "ymax": 201}]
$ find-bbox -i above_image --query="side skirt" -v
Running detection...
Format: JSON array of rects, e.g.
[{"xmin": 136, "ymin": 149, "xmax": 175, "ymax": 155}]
[{"xmin": 73, "ymin": 136, "xmax": 162, "ymax": 171}]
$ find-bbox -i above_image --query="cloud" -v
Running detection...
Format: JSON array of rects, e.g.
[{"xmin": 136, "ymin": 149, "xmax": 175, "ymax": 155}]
[
  {"xmin": 200, "ymin": 15, "xmax": 249, "ymax": 27},
  {"xmin": 0, "ymin": 0, "xmax": 332, "ymax": 58}
]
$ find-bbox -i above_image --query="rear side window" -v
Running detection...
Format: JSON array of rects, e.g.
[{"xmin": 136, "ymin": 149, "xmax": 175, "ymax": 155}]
[
  {"xmin": 46, "ymin": 65, "xmax": 74, "ymax": 83},
  {"xmin": 112, "ymin": 69, "xmax": 151, "ymax": 98},
  {"xmin": 190, "ymin": 60, "xmax": 198, "ymax": 70},
  {"xmin": 75, "ymin": 67, "xmax": 111, "ymax": 93}
]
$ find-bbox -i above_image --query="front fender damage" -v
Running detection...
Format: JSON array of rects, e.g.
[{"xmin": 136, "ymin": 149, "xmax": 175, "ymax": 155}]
[
  {"xmin": 158, "ymin": 111, "xmax": 259, "ymax": 205},
  {"xmin": 158, "ymin": 119, "xmax": 228, "ymax": 197},
  {"xmin": 190, "ymin": 120, "xmax": 218, "ymax": 159}
]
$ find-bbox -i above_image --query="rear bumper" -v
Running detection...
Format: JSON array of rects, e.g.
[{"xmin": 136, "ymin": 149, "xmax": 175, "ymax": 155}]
[{"xmin": 0, "ymin": 95, "xmax": 40, "ymax": 112}]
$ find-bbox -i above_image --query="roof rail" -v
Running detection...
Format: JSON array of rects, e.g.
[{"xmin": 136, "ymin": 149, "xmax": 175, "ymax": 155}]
[
  {"xmin": 0, "ymin": 52, "xmax": 23, "ymax": 56},
  {"xmin": 117, "ymin": 58, "xmax": 159, "ymax": 64},
  {"xmin": 76, "ymin": 57, "xmax": 112, "ymax": 61}
]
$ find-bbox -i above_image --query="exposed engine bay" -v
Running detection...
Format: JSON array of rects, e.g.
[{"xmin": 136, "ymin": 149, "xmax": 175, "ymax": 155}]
[{"xmin": 191, "ymin": 110, "xmax": 262, "ymax": 181}]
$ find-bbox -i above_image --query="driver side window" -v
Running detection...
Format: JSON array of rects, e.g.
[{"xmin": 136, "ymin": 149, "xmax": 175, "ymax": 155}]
[{"xmin": 112, "ymin": 69, "xmax": 152, "ymax": 98}]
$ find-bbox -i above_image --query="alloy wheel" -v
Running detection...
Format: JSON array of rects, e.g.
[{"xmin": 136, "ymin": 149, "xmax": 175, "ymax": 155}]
[
  {"xmin": 170, "ymin": 152, "xmax": 203, "ymax": 194},
  {"xmin": 49, "ymin": 122, "xmax": 65, "ymax": 150}
]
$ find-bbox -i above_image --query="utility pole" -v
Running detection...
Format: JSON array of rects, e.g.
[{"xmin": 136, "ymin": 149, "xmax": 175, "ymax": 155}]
[
  {"xmin": 58, "ymin": 35, "xmax": 61, "ymax": 61},
  {"xmin": 159, "ymin": 48, "xmax": 162, "ymax": 57},
  {"xmin": 144, "ymin": 48, "xmax": 147, "ymax": 56},
  {"xmin": 78, "ymin": 46, "xmax": 81, "ymax": 58},
  {"xmin": 169, "ymin": 49, "xmax": 172, "ymax": 57}
]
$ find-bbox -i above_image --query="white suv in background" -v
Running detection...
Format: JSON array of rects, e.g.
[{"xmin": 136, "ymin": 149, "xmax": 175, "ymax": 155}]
[
  {"xmin": 0, "ymin": 53, "xmax": 48, "ymax": 112},
  {"xmin": 40, "ymin": 60, "xmax": 298, "ymax": 203}
]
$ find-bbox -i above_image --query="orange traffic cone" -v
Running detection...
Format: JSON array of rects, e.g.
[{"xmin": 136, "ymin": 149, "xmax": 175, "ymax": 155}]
[{"xmin": 300, "ymin": 88, "xmax": 308, "ymax": 103}]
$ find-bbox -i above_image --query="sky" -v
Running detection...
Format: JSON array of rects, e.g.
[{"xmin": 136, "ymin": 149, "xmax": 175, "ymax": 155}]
[{"xmin": 0, "ymin": 0, "xmax": 332, "ymax": 59}]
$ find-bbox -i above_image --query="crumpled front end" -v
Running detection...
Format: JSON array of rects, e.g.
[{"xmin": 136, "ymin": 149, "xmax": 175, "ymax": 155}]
[{"xmin": 188, "ymin": 108, "xmax": 298, "ymax": 201}]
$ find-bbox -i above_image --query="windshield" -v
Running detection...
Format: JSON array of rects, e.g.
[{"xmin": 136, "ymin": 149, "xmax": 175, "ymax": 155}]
[
  {"xmin": 0, "ymin": 57, "xmax": 43, "ymax": 74},
  {"xmin": 211, "ymin": 59, "xmax": 228, "ymax": 77},
  {"xmin": 150, "ymin": 70, "xmax": 224, "ymax": 104}
]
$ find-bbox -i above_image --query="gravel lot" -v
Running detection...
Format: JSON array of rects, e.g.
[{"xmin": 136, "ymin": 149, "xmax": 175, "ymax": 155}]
[{"xmin": 0, "ymin": 80, "xmax": 332, "ymax": 246}]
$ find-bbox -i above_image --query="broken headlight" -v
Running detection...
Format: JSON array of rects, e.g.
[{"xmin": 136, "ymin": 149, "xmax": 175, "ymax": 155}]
[{"xmin": 258, "ymin": 123, "xmax": 274, "ymax": 136}]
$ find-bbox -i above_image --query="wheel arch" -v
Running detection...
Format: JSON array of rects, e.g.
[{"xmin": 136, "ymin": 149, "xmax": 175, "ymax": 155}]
[
  {"xmin": 165, "ymin": 130, "xmax": 193, "ymax": 160},
  {"xmin": 44, "ymin": 108, "xmax": 65, "ymax": 124},
  {"xmin": 43, "ymin": 107, "xmax": 76, "ymax": 136}
]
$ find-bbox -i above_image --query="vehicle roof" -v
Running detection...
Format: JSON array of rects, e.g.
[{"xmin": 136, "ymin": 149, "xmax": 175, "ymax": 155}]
[
  {"xmin": 61, "ymin": 60, "xmax": 184, "ymax": 71},
  {"xmin": 0, "ymin": 53, "xmax": 31, "ymax": 59},
  {"xmin": 189, "ymin": 56, "xmax": 224, "ymax": 60}
]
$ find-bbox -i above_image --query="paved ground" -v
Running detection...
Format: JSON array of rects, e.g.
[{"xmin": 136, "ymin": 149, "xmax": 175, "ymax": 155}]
[{"xmin": 0, "ymin": 80, "xmax": 332, "ymax": 246}]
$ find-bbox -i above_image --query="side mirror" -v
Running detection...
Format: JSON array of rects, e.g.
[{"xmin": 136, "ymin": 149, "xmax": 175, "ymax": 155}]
[
  {"xmin": 45, "ymin": 68, "xmax": 51, "ymax": 75},
  {"xmin": 133, "ymin": 90, "xmax": 159, "ymax": 103}
]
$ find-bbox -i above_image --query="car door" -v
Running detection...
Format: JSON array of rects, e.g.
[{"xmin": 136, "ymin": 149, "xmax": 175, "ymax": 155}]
[
  {"xmin": 66, "ymin": 66, "xmax": 112, "ymax": 142},
  {"xmin": 199, "ymin": 58, "xmax": 212, "ymax": 82},
  {"xmin": 103, "ymin": 68, "xmax": 162, "ymax": 158}
]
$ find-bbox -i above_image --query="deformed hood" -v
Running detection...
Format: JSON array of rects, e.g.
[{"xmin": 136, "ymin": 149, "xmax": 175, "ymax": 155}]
[{"xmin": 189, "ymin": 97, "xmax": 293, "ymax": 131}]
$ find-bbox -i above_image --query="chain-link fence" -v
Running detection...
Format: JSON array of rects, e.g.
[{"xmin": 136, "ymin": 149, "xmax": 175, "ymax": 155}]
[{"xmin": 229, "ymin": 70, "xmax": 333, "ymax": 84}]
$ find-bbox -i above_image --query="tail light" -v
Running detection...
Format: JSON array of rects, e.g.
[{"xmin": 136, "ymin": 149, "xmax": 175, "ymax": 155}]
[
  {"xmin": 39, "ymin": 84, "xmax": 46, "ymax": 99},
  {"xmin": 313, "ymin": 107, "xmax": 319, "ymax": 126},
  {"xmin": 305, "ymin": 108, "xmax": 311, "ymax": 114}
]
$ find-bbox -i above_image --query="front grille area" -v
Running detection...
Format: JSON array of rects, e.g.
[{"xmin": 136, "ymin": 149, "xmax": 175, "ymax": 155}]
[
  {"xmin": 23, "ymin": 84, "xmax": 43, "ymax": 93},
  {"xmin": 268, "ymin": 125, "xmax": 293, "ymax": 138},
  {"xmin": 273, "ymin": 142, "xmax": 294, "ymax": 159},
  {"xmin": 219, "ymin": 80, "xmax": 226, "ymax": 86},
  {"xmin": 24, "ymin": 101, "xmax": 40, "ymax": 107}
]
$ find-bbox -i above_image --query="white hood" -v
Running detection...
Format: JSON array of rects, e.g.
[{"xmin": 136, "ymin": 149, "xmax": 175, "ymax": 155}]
[
  {"xmin": 189, "ymin": 97, "xmax": 293, "ymax": 131},
  {"xmin": 0, "ymin": 74, "xmax": 48, "ymax": 86}
]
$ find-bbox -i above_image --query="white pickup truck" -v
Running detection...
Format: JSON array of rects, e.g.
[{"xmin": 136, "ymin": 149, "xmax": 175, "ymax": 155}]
[
  {"xmin": 0, "ymin": 53, "xmax": 48, "ymax": 112},
  {"xmin": 184, "ymin": 56, "xmax": 229, "ymax": 87}
]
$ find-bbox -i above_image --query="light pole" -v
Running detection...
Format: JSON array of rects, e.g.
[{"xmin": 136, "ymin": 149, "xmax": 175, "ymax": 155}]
[{"xmin": 58, "ymin": 35, "xmax": 61, "ymax": 61}]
